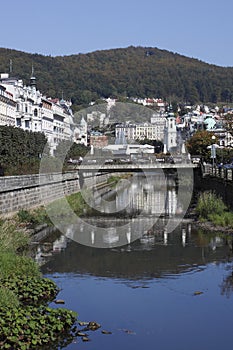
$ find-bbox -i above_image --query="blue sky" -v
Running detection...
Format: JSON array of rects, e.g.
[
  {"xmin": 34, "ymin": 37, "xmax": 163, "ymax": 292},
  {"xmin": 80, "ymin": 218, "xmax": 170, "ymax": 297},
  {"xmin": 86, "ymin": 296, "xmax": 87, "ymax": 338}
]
[{"xmin": 1, "ymin": 0, "xmax": 233, "ymax": 67}]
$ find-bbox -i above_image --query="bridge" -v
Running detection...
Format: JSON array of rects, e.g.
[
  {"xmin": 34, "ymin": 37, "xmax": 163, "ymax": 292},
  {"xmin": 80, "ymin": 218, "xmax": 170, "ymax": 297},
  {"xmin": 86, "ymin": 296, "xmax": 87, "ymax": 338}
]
[{"xmin": 78, "ymin": 162, "xmax": 198, "ymax": 173}]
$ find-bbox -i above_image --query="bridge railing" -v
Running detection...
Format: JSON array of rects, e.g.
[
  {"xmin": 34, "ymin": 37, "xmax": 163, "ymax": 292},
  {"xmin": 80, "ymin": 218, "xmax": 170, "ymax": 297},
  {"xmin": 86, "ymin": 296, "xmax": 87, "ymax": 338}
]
[{"xmin": 204, "ymin": 164, "xmax": 233, "ymax": 181}]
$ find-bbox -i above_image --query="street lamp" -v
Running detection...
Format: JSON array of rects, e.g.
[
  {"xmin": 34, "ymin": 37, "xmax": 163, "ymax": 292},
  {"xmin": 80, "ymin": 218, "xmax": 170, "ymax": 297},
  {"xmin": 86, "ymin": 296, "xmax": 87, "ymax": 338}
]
[{"xmin": 211, "ymin": 135, "xmax": 216, "ymax": 168}]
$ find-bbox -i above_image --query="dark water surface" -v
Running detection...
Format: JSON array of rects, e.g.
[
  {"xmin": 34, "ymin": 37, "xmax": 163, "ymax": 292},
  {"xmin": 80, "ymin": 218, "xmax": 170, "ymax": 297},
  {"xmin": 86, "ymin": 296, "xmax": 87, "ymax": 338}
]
[{"xmin": 39, "ymin": 175, "xmax": 233, "ymax": 349}]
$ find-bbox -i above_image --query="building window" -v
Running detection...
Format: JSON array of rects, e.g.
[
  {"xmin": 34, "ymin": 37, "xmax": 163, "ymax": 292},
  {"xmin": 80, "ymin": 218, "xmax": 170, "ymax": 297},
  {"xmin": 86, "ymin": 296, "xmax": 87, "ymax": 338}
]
[
  {"xmin": 25, "ymin": 120, "xmax": 29, "ymax": 128},
  {"xmin": 16, "ymin": 118, "xmax": 21, "ymax": 126},
  {"xmin": 34, "ymin": 108, "xmax": 38, "ymax": 117}
]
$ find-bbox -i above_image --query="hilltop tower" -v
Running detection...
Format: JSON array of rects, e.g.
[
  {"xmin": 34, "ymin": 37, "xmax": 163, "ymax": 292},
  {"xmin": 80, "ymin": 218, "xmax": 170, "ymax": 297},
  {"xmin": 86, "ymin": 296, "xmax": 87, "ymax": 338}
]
[{"xmin": 30, "ymin": 65, "xmax": 37, "ymax": 90}]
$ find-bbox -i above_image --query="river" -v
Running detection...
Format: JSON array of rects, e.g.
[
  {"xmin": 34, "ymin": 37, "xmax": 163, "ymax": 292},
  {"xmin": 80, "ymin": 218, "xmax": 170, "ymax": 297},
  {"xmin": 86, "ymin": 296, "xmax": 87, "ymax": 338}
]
[{"xmin": 37, "ymin": 174, "xmax": 233, "ymax": 349}]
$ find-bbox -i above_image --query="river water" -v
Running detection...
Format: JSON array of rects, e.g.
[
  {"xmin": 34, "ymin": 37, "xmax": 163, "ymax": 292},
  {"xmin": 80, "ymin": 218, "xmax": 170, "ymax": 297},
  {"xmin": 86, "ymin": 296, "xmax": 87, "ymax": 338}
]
[{"xmin": 38, "ymin": 174, "xmax": 233, "ymax": 350}]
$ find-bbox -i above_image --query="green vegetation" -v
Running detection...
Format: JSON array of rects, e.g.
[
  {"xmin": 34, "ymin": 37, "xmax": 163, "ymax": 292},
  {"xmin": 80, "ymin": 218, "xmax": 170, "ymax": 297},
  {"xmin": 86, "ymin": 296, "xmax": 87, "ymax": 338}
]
[
  {"xmin": 185, "ymin": 130, "xmax": 233, "ymax": 163},
  {"xmin": 0, "ymin": 126, "xmax": 90, "ymax": 175},
  {"xmin": 17, "ymin": 207, "xmax": 51, "ymax": 228},
  {"xmin": 107, "ymin": 175, "xmax": 122, "ymax": 187},
  {"xmin": 54, "ymin": 140, "xmax": 90, "ymax": 162},
  {"xmin": 66, "ymin": 191, "xmax": 90, "ymax": 214},
  {"xmin": 0, "ymin": 219, "xmax": 78, "ymax": 349},
  {"xmin": 1, "ymin": 46, "xmax": 233, "ymax": 108},
  {"xmin": 0, "ymin": 306, "xmax": 77, "ymax": 349},
  {"xmin": 15, "ymin": 191, "xmax": 92, "ymax": 230},
  {"xmin": 196, "ymin": 191, "xmax": 233, "ymax": 228},
  {"xmin": 0, "ymin": 125, "xmax": 49, "ymax": 176},
  {"xmin": 186, "ymin": 130, "xmax": 216, "ymax": 159}
]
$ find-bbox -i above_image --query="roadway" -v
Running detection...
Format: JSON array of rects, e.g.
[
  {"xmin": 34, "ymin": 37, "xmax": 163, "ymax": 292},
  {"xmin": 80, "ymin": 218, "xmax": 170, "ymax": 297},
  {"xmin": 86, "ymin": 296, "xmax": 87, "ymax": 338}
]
[{"xmin": 77, "ymin": 162, "xmax": 198, "ymax": 173}]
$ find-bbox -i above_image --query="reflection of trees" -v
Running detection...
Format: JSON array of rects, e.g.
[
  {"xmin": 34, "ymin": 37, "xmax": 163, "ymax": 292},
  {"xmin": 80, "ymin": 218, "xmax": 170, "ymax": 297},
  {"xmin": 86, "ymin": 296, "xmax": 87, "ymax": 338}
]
[{"xmin": 220, "ymin": 271, "xmax": 233, "ymax": 298}]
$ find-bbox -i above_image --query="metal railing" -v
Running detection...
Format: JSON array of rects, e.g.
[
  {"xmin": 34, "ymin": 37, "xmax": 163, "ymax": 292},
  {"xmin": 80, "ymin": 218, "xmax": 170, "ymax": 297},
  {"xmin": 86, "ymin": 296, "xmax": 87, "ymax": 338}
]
[{"xmin": 203, "ymin": 164, "xmax": 233, "ymax": 181}]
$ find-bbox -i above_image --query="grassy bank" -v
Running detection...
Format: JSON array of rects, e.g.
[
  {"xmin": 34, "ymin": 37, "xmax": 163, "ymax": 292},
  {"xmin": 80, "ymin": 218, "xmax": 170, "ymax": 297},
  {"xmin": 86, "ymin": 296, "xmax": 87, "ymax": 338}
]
[
  {"xmin": 15, "ymin": 191, "xmax": 91, "ymax": 230},
  {"xmin": 196, "ymin": 191, "xmax": 233, "ymax": 229},
  {"xmin": 0, "ymin": 219, "xmax": 78, "ymax": 349},
  {"xmin": 0, "ymin": 182, "xmax": 114, "ymax": 348}
]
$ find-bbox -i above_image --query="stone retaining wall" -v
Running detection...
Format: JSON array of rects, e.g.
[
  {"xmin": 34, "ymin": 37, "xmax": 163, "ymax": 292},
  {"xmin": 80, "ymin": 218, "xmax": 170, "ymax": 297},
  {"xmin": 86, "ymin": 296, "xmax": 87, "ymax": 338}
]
[{"xmin": 0, "ymin": 171, "xmax": 109, "ymax": 215}]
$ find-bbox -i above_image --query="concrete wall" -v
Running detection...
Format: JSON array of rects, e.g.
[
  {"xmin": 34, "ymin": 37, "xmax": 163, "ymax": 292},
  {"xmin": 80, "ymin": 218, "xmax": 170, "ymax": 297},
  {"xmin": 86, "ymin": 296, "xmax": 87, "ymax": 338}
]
[{"xmin": 0, "ymin": 171, "xmax": 109, "ymax": 215}]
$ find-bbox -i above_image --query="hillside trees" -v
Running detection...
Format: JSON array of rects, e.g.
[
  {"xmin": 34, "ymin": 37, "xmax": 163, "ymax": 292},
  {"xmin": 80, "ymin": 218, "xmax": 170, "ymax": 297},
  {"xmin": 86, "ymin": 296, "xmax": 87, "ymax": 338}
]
[{"xmin": 1, "ymin": 47, "xmax": 233, "ymax": 108}]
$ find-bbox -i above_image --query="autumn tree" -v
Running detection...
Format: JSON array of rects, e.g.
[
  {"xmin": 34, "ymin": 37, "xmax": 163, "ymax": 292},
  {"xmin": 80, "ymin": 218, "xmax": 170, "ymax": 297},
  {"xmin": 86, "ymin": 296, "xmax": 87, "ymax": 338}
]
[{"xmin": 186, "ymin": 130, "xmax": 217, "ymax": 159}]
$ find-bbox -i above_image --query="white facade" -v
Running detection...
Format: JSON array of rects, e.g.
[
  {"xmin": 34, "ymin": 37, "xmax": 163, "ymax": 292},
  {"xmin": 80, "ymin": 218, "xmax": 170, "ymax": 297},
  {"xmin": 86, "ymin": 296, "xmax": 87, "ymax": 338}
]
[
  {"xmin": 0, "ymin": 74, "xmax": 74, "ymax": 154},
  {"xmin": 74, "ymin": 116, "xmax": 88, "ymax": 146},
  {"xmin": 164, "ymin": 113, "xmax": 177, "ymax": 151},
  {"xmin": 115, "ymin": 115, "xmax": 166, "ymax": 143},
  {"xmin": 0, "ymin": 85, "xmax": 16, "ymax": 126}
]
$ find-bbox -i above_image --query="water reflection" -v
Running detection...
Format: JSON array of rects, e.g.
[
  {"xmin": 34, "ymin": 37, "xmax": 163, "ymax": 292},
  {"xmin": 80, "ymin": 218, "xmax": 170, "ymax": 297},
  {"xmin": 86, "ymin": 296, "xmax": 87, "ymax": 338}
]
[
  {"xmin": 221, "ymin": 271, "xmax": 233, "ymax": 298},
  {"xmin": 56, "ymin": 174, "xmax": 194, "ymax": 248},
  {"xmin": 96, "ymin": 174, "xmax": 179, "ymax": 216},
  {"xmin": 39, "ymin": 223, "xmax": 232, "ymax": 283}
]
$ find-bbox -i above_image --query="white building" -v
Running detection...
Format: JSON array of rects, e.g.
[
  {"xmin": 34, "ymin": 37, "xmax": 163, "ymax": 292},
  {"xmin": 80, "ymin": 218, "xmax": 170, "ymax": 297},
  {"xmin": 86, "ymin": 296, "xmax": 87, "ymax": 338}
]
[
  {"xmin": 0, "ymin": 85, "xmax": 16, "ymax": 126},
  {"xmin": 115, "ymin": 113, "xmax": 167, "ymax": 144},
  {"xmin": 164, "ymin": 112, "xmax": 177, "ymax": 152},
  {"xmin": 0, "ymin": 73, "xmax": 74, "ymax": 154},
  {"xmin": 74, "ymin": 116, "xmax": 88, "ymax": 146}
]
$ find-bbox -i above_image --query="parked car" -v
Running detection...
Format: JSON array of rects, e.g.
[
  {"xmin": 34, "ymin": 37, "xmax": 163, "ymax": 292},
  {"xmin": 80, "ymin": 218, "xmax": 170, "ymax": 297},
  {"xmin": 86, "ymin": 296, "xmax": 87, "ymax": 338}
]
[{"xmin": 104, "ymin": 159, "xmax": 114, "ymax": 164}]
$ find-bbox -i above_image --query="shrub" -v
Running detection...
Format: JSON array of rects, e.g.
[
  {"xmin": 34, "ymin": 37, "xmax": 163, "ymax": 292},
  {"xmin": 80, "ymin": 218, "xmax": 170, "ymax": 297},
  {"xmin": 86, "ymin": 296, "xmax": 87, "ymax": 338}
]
[
  {"xmin": 196, "ymin": 191, "xmax": 226, "ymax": 219},
  {"xmin": 17, "ymin": 207, "xmax": 51, "ymax": 227},
  {"xmin": 0, "ymin": 252, "xmax": 41, "ymax": 280},
  {"xmin": 0, "ymin": 221, "xmax": 29, "ymax": 252}
]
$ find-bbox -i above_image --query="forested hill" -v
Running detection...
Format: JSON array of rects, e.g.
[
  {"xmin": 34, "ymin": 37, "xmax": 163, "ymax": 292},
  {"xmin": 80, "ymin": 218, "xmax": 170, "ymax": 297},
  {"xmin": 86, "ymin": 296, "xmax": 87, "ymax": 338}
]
[{"xmin": 0, "ymin": 46, "xmax": 233, "ymax": 109}]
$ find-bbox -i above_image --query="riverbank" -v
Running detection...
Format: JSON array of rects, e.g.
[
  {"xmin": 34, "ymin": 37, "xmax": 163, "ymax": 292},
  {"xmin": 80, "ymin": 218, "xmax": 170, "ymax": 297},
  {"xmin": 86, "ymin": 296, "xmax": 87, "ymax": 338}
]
[
  {"xmin": 0, "ymin": 216, "xmax": 79, "ymax": 349},
  {"xmin": 187, "ymin": 190, "xmax": 233, "ymax": 235},
  {"xmin": 0, "ymin": 177, "xmax": 131, "ymax": 348}
]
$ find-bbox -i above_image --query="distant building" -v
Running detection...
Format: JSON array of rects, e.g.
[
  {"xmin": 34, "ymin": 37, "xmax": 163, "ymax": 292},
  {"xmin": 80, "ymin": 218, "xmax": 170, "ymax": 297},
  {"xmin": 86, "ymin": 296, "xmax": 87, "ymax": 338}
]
[
  {"xmin": 115, "ymin": 114, "xmax": 166, "ymax": 143},
  {"xmin": 73, "ymin": 116, "xmax": 88, "ymax": 146},
  {"xmin": 90, "ymin": 134, "xmax": 108, "ymax": 148},
  {"xmin": 164, "ymin": 112, "xmax": 177, "ymax": 152}
]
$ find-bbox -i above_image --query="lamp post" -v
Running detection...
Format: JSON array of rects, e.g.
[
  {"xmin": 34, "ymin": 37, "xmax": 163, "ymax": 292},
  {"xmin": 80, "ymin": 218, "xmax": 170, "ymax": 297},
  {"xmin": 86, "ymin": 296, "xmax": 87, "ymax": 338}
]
[{"xmin": 211, "ymin": 135, "xmax": 216, "ymax": 170}]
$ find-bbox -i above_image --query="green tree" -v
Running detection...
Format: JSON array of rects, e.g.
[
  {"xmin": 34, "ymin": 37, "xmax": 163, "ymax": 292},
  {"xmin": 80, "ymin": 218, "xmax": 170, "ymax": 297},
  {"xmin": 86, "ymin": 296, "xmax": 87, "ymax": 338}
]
[
  {"xmin": 186, "ymin": 130, "xmax": 216, "ymax": 159},
  {"xmin": 0, "ymin": 126, "xmax": 49, "ymax": 175}
]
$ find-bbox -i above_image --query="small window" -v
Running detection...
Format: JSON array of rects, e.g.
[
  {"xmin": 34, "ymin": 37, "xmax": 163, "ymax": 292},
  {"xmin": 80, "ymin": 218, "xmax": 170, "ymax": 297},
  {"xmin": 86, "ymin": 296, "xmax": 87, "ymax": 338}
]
[{"xmin": 16, "ymin": 118, "xmax": 21, "ymax": 126}]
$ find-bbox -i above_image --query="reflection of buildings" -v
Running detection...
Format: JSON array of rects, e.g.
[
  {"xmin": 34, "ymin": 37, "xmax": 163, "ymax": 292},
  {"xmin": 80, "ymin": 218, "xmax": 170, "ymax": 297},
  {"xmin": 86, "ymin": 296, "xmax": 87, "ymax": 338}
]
[
  {"xmin": 41, "ymin": 223, "xmax": 229, "ymax": 281},
  {"xmin": 33, "ymin": 235, "xmax": 68, "ymax": 265},
  {"xmin": 115, "ymin": 176, "xmax": 178, "ymax": 216},
  {"xmin": 53, "ymin": 235, "xmax": 68, "ymax": 252}
]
